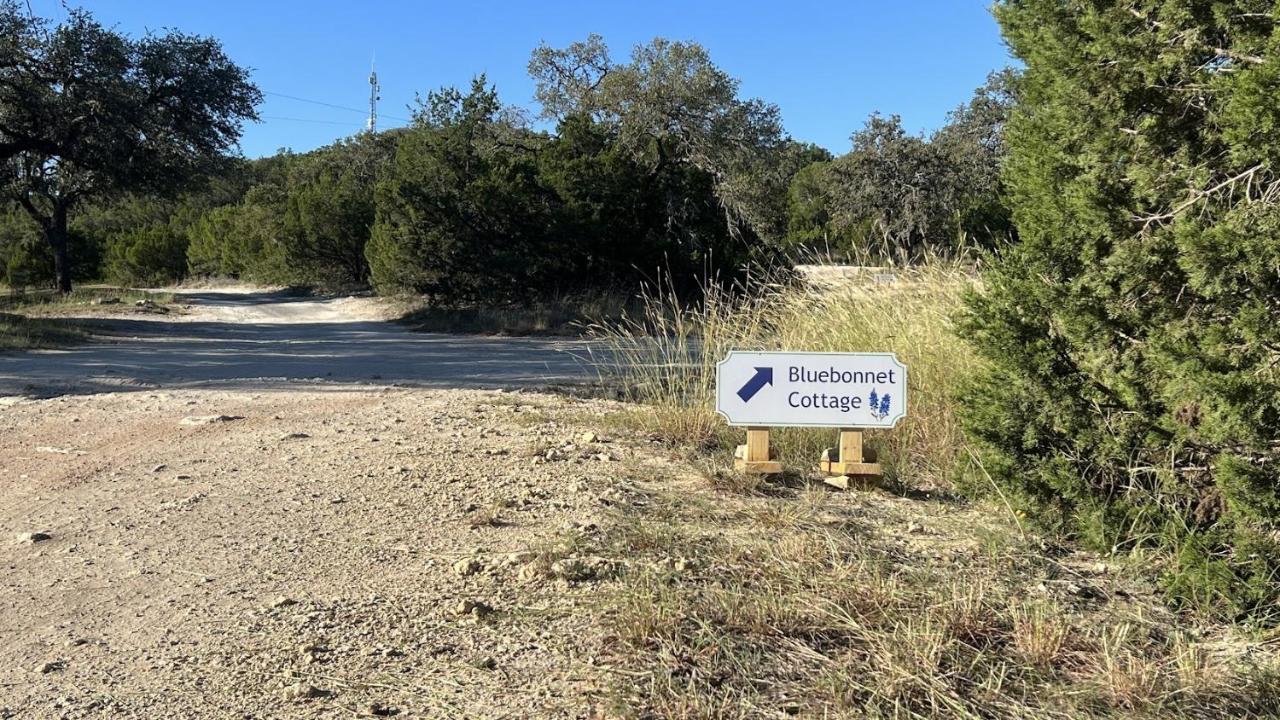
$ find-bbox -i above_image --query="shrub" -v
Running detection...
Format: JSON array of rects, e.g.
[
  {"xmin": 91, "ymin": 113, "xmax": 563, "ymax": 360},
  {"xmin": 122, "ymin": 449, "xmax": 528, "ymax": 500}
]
[
  {"xmin": 369, "ymin": 80, "xmax": 755, "ymax": 302},
  {"xmin": 277, "ymin": 131, "xmax": 398, "ymax": 289},
  {"xmin": 186, "ymin": 201, "xmax": 289, "ymax": 283},
  {"xmin": 1, "ymin": 209, "xmax": 104, "ymax": 288},
  {"xmin": 367, "ymin": 79, "xmax": 555, "ymax": 299},
  {"xmin": 104, "ymin": 224, "xmax": 188, "ymax": 285},
  {"xmin": 0, "ymin": 206, "xmax": 37, "ymax": 286},
  {"xmin": 185, "ymin": 204, "xmax": 240, "ymax": 277},
  {"xmin": 959, "ymin": 1, "xmax": 1280, "ymax": 619},
  {"xmin": 2, "ymin": 233, "xmax": 53, "ymax": 289}
]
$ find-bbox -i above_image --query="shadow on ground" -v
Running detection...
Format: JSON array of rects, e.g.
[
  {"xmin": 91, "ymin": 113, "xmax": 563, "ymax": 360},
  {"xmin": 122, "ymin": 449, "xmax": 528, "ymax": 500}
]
[{"xmin": 0, "ymin": 293, "xmax": 604, "ymax": 397}]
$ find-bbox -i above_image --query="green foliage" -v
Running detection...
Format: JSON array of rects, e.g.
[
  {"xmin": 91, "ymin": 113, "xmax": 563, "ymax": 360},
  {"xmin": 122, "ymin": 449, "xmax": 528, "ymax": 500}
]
[
  {"xmin": 538, "ymin": 112, "xmax": 741, "ymax": 286},
  {"xmin": 0, "ymin": 207, "xmax": 102, "ymax": 287},
  {"xmin": 960, "ymin": 0, "xmax": 1280, "ymax": 620},
  {"xmin": 369, "ymin": 79, "xmax": 743, "ymax": 300},
  {"xmin": 1, "ymin": 208, "xmax": 45, "ymax": 287},
  {"xmin": 72, "ymin": 196, "xmax": 175, "ymax": 274},
  {"xmin": 0, "ymin": 1, "xmax": 258, "ymax": 291},
  {"xmin": 785, "ymin": 71, "xmax": 1016, "ymax": 261},
  {"xmin": 530, "ymin": 35, "xmax": 809, "ymax": 248},
  {"xmin": 369, "ymin": 78, "xmax": 556, "ymax": 299},
  {"xmin": 933, "ymin": 68, "xmax": 1017, "ymax": 244},
  {"xmin": 103, "ymin": 224, "xmax": 188, "ymax": 285},
  {"xmin": 186, "ymin": 204, "xmax": 241, "ymax": 278},
  {"xmin": 182, "ymin": 152, "xmax": 315, "ymax": 284},
  {"xmin": 830, "ymin": 113, "xmax": 961, "ymax": 259},
  {"xmin": 185, "ymin": 199, "xmax": 288, "ymax": 282},
  {"xmin": 2, "ymin": 18, "xmax": 1014, "ymax": 299},
  {"xmin": 282, "ymin": 132, "xmax": 398, "ymax": 288},
  {"xmin": 2, "ymin": 241, "xmax": 47, "ymax": 288},
  {"xmin": 783, "ymin": 162, "xmax": 834, "ymax": 249},
  {"xmin": 57, "ymin": 165, "xmax": 264, "ymax": 285}
]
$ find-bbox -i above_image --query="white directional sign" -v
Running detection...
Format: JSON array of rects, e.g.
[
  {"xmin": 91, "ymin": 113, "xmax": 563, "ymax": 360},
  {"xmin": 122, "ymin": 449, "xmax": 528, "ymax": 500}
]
[{"xmin": 716, "ymin": 351, "xmax": 907, "ymax": 428}]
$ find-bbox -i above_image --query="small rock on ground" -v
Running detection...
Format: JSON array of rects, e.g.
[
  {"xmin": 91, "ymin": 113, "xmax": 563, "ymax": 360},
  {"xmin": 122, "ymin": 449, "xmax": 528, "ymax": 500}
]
[
  {"xmin": 180, "ymin": 415, "xmax": 244, "ymax": 426},
  {"xmin": 283, "ymin": 683, "xmax": 326, "ymax": 700}
]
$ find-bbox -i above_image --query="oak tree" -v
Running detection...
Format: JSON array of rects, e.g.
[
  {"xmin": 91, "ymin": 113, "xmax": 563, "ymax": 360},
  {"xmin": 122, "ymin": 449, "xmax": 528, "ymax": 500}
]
[{"xmin": 0, "ymin": 3, "xmax": 259, "ymax": 291}]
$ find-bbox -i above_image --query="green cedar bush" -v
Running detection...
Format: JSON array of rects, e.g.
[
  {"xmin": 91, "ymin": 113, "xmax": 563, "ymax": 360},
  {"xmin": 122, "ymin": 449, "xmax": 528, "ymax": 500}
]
[
  {"xmin": 104, "ymin": 224, "xmax": 188, "ymax": 286},
  {"xmin": 961, "ymin": 0, "xmax": 1280, "ymax": 620}
]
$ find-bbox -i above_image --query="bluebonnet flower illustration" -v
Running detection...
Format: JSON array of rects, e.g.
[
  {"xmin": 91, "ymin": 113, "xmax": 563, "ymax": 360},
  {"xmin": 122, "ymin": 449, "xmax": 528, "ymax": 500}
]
[{"xmin": 870, "ymin": 389, "xmax": 891, "ymax": 420}]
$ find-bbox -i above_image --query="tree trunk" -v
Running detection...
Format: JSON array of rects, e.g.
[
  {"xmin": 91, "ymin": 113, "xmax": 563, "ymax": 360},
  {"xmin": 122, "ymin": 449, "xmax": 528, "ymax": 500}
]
[{"xmin": 48, "ymin": 202, "xmax": 72, "ymax": 294}]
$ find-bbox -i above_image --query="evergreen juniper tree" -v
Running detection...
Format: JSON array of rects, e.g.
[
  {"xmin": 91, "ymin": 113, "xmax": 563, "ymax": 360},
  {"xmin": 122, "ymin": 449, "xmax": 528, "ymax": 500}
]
[{"xmin": 961, "ymin": 0, "xmax": 1280, "ymax": 619}]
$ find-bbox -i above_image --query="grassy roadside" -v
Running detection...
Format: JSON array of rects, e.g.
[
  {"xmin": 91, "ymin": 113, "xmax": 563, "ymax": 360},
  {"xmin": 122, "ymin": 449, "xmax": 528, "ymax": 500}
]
[
  {"xmin": 396, "ymin": 291, "xmax": 639, "ymax": 336},
  {"xmin": 0, "ymin": 286, "xmax": 177, "ymax": 350},
  {"xmin": 589, "ymin": 265, "xmax": 979, "ymax": 488},
  {"xmin": 581, "ymin": 266, "xmax": 1280, "ymax": 717},
  {"xmin": 580, "ymin": 449, "xmax": 1280, "ymax": 718},
  {"xmin": 0, "ymin": 286, "xmax": 177, "ymax": 316}
]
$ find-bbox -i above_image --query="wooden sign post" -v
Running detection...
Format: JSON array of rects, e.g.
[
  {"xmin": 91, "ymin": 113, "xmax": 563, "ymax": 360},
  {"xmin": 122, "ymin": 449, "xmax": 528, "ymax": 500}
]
[
  {"xmin": 819, "ymin": 429, "xmax": 881, "ymax": 488},
  {"xmin": 734, "ymin": 426, "xmax": 783, "ymax": 474},
  {"xmin": 716, "ymin": 351, "xmax": 907, "ymax": 485}
]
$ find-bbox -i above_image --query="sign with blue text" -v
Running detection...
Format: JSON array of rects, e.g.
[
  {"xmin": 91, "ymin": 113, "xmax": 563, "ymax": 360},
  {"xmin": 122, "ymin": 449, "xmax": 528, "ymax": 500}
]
[{"xmin": 715, "ymin": 351, "xmax": 908, "ymax": 428}]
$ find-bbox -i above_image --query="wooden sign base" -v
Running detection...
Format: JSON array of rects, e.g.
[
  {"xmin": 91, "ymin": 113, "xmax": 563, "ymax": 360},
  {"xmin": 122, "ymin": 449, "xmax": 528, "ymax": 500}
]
[
  {"xmin": 819, "ymin": 429, "xmax": 881, "ymax": 481},
  {"xmin": 734, "ymin": 427, "xmax": 783, "ymax": 474}
]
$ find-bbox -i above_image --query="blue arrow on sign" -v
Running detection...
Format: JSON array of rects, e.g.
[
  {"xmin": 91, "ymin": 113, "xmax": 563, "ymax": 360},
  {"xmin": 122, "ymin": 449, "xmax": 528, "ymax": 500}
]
[{"xmin": 736, "ymin": 367, "xmax": 773, "ymax": 403}]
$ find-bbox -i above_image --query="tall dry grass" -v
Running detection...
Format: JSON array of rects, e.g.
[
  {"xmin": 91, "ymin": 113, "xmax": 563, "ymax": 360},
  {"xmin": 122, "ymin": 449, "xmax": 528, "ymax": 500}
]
[
  {"xmin": 576, "ymin": 262, "xmax": 1280, "ymax": 717},
  {"xmin": 590, "ymin": 263, "xmax": 981, "ymax": 485}
]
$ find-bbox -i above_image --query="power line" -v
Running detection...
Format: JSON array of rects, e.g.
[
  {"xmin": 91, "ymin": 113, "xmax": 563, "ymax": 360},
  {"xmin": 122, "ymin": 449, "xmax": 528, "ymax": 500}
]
[
  {"xmin": 264, "ymin": 90, "xmax": 411, "ymax": 123},
  {"xmin": 265, "ymin": 91, "xmax": 366, "ymax": 115},
  {"xmin": 260, "ymin": 115, "xmax": 362, "ymax": 127},
  {"xmin": 259, "ymin": 115, "xmax": 410, "ymax": 132}
]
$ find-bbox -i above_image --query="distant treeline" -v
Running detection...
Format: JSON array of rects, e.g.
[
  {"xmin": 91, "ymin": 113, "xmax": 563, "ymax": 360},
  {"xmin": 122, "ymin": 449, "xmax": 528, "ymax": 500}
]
[{"xmin": 1, "ymin": 34, "xmax": 1014, "ymax": 298}]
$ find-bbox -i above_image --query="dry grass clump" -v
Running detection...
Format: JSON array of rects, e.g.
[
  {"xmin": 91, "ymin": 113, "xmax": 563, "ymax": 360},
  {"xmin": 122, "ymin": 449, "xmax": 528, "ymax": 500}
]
[
  {"xmin": 590, "ymin": 264, "xmax": 980, "ymax": 485},
  {"xmin": 591, "ymin": 482, "xmax": 1280, "ymax": 719},
  {"xmin": 1011, "ymin": 602, "xmax": 1071, "ymax": 671},
  {"xmin": 588, "ymin": 278, "xmax": 775, "ymax": 452}
]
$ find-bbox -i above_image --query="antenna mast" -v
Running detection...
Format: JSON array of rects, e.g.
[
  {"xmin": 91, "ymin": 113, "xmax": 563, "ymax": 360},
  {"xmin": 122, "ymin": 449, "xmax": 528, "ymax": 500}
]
[{"xmin": 367, "ymin": 59, "xmax": 380, "ymax": 133}]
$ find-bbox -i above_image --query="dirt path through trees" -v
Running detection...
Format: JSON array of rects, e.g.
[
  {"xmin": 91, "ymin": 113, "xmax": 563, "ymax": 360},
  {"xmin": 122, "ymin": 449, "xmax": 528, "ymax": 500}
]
[
  {"xmin": 0, "ymin": 290, "xmax": 597, "ymax": 397},
  {"xmin": 0, "ymin": 290, "xmax": 626, "ymax": 716}
]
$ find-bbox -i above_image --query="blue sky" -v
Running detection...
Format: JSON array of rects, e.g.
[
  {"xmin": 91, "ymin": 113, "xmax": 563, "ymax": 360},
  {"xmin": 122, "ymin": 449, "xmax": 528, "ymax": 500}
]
[{"xmin": 35, "ymin": 1, "xmax": 1012, "ymax": 158}]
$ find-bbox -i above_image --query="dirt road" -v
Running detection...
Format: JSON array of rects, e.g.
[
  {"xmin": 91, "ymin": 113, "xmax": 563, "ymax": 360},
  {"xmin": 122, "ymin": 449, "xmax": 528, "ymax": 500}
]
[
  {"xmin": 0, "ymin": 290, "xmax": 599, "ymax": 397},
  {"xmin": 0, "ymin": 292, "xmax": 632, "ymax": 718}
]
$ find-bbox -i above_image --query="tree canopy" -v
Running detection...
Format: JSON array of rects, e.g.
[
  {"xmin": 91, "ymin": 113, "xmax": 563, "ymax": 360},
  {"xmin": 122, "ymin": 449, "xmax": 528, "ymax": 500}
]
[
  {"xmin": 530, "ymin": 35, "xmax": 801, "ymax": 248},
  {"xmin": 0, "ymin": 1, "xmax": 259, "ymax": 291},
  {"xmin": 0, "ymin": 13, "xmax": 1017, "ymax": 305},
  {"xmin": 783, "ymin": 71, "xmax": 1016, "ymax": 261}
]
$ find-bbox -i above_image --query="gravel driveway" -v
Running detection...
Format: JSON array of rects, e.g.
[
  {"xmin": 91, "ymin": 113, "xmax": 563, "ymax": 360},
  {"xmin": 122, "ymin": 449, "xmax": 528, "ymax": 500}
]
[
  {"xmin": 0, "ymin": 290, "xmax": 601, "ymax": 397},
  {"xmin": 1, "ymin": 386, "xmax": 634, "ymax": 717},
  {"xmin": 0, "ymin": 290, "xmax": 642, "ymax": 716}
]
